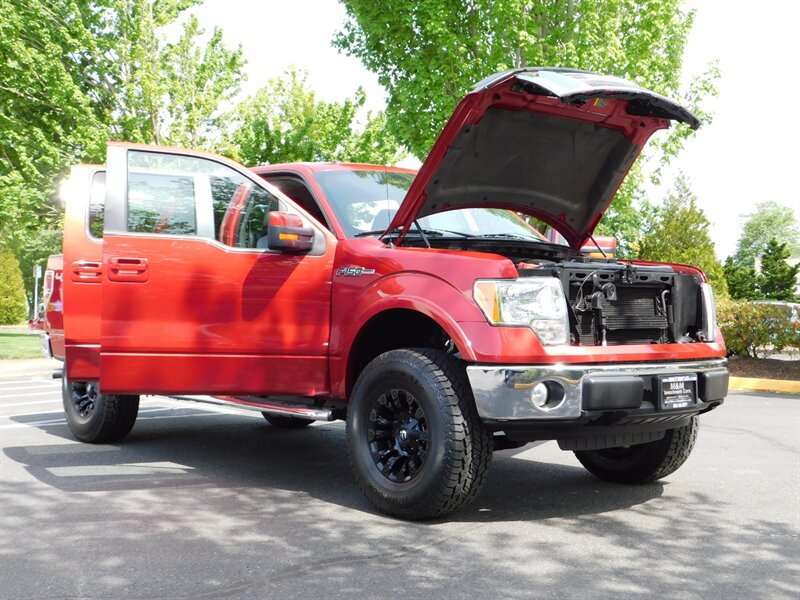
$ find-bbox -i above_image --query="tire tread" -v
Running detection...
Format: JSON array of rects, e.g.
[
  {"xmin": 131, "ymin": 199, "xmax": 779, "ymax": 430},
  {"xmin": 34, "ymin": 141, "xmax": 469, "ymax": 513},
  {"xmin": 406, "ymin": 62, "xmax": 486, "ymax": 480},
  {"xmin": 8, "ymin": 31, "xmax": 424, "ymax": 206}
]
[
  {"xmin": 347, "ymin": 348, "xmax": 492, "ymax": 519},
  {"xmin": 575, "ymin": 417, "xmax": 698, "ymax": 484}
]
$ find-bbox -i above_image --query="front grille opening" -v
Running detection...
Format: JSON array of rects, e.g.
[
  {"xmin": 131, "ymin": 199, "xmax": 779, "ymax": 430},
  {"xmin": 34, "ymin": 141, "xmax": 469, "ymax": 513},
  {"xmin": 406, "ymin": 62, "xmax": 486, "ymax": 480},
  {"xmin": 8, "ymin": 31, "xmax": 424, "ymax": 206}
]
[{"xmin": 571, "ymin": 285, "xmax": 669, "ymax": 345}]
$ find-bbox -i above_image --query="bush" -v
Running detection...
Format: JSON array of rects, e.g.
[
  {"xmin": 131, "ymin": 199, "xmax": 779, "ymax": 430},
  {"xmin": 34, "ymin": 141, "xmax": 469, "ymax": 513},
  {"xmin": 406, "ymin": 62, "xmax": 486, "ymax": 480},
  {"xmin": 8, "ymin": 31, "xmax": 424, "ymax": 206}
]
[
  {"xmin": 0, "ymin": 250, "xmax": 28, "ymax": 324},
  {"xmin": 717, "ymin": 299, "xmax": 799, "ymax": 358}
]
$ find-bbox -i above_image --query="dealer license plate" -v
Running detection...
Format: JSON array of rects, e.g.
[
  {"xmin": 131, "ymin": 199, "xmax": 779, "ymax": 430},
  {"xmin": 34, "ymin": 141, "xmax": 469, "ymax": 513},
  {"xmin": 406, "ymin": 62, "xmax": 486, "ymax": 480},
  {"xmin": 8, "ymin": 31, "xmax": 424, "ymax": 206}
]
[{"xmin": 658, "ymin": 374, "xmax": 697, "ymax": 410}]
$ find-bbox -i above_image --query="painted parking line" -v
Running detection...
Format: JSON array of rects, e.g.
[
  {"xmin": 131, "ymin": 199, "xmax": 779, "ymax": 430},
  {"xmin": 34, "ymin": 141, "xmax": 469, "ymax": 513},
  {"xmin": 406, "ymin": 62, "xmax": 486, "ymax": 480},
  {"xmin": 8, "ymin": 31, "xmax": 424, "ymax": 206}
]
[
  {"xmin": 0, "ymin": 391, "xmax": 61, "ymax": 399},
  {"xmin": 1, "ymin": 399, "xmax": 64, "ymax": 408},
  {"xmin": 0, "ymin": 383, "xmax": 60, "ymax": 392},
  {"xmin": 25, "ymin": 444, "xmax": 123, "ymax": 455},
  {"xmin": 0, "ymin": 379, "xmax": 55, "ymax": 386},
  {"xmin": 46, "ymin": 462, "xmax": 195, "ymax": 477},
  {"xmin": 1, "ymin": 397, "xmax": 178, "ymax": 409},
  {"xmin": 0, "ymin": 398, "xmax": 266, "ymax": 430},
  {"xmin": 0, "ymin": 406, "xmax": 202, "ymax": 419},
  {"xmin": 0, "ymin": 411, "xmax": 227, "ymax": 430}
]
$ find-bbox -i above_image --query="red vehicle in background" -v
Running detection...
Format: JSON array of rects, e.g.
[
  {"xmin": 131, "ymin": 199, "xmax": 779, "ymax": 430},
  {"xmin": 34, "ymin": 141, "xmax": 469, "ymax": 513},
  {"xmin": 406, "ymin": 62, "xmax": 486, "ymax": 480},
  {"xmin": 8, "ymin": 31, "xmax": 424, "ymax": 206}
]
[{"xmin": 37, "ymin": 68, "xmax": 728, "ymax": 519}]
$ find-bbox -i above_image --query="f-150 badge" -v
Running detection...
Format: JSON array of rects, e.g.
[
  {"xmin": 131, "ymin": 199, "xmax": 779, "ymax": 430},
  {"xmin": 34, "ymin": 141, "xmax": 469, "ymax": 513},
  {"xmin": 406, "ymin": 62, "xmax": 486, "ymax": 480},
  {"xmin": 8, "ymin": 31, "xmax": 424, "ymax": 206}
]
[{"xmin": 336, "ymin": 266, "xmax": 376, "ymax": 277}]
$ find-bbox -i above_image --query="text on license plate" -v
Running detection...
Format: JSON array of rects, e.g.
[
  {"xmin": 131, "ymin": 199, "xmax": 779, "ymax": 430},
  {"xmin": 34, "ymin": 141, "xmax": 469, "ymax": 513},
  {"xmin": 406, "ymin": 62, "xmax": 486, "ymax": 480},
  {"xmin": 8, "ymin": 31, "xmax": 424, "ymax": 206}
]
[{"xmin": 659, "ymin": 374, "xmax": 697, "ymax": 410}]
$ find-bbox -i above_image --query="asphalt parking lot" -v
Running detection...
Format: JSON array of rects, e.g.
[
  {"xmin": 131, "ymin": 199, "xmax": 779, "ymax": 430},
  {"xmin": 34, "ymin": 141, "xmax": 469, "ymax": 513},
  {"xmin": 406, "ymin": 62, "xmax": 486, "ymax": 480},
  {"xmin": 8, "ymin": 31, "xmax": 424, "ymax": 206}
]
[{"xmin": 1, "ymin": 377, "xmax": 798, "ymax": 599}]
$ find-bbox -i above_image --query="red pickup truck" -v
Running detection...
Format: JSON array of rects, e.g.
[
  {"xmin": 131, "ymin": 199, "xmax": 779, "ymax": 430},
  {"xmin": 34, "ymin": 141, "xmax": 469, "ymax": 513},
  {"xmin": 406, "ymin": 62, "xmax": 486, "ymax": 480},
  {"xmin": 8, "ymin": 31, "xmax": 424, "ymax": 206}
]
[{"xmin": 39, "ymin": 68, "xmax": 728, "ymax": 519}]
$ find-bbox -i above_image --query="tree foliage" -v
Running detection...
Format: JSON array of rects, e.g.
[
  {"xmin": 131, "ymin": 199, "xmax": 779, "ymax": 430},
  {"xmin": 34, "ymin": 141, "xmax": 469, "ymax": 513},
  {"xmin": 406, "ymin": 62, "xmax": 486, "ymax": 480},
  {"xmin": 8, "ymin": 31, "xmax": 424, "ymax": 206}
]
[
  {"xmin": 732, "ymin": 201, "xmax": 800, "ymax": 268},
  {"xmin": 335, "ymin": 0, "xmax": 710, "ymax": 157},
  {"xmin": 220, "ymin": 68, "xmax": 404, "ymax": 166},
  {"xmin": 161, "ymin": 15, "xmax": 245, "ymax": 147},
  {"xmin": 0, "ymin": 0, "xmax": 106, "ymax": 250},
  {"xmin": 0, "ymin": 250, "xmax": 28, "ymax": 324},
  {"xmin": 759, "ymin": 239, "xmax": 799, "ymax": 302},
  {"xmin": 723, "ymin": 256, "xmax": 760, "ymax": 300},
  {"xmin": 101, "ymin": 1, "xmax": 245, "ymax": 146},
  {"xmin": 637, "ymin": 173, "xmax": 727, "ymax": 296},
  {"xmin": 15, "ymin": 229, "xmax": 64, "ymax": 303}
]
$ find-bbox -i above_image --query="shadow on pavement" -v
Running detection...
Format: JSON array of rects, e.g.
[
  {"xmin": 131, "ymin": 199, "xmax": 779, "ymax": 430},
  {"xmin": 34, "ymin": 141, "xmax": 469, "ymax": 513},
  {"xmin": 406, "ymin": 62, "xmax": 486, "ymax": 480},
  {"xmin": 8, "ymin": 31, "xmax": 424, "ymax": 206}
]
[{"xmin": 2, "ymin": 409, "xmax": 798, "ymax": 599}]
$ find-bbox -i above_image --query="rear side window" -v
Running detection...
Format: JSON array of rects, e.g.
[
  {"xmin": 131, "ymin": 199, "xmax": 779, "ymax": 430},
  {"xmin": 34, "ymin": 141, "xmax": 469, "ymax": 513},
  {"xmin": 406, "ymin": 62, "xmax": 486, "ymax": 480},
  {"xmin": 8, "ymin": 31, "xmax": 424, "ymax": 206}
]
[{"xmin": 89, "ymin": 172, "xmax": 105, "ymax": 239}]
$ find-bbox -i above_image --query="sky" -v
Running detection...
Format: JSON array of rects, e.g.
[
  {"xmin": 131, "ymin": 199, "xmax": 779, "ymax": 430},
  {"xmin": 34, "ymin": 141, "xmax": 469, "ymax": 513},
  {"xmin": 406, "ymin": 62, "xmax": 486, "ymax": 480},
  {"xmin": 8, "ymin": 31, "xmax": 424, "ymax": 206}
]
[{"xmin": 191, "ymin": 0, "xmax": 800, "ymax": 259}]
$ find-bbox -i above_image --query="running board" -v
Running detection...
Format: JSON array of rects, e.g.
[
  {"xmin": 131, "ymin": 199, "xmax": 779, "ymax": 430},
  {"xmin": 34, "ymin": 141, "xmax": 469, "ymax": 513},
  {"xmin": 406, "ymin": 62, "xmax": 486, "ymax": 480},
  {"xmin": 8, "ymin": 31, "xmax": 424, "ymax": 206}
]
[{"xmin": 169, "ymin": 395, "xmax": 341, "ymax": 422}]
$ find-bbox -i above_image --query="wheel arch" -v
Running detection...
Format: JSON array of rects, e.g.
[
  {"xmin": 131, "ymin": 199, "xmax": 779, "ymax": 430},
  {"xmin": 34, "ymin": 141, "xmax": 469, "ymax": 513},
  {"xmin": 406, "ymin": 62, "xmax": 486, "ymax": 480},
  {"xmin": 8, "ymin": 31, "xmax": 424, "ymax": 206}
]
[{"xmin": 342, "ymin": 306, "xmax": 475, "ymax": 399}]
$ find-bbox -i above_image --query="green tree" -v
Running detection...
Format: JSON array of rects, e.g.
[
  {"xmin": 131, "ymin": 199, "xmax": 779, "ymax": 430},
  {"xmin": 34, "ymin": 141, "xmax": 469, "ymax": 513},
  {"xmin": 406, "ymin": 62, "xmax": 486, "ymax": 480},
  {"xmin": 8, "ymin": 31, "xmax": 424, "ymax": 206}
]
[
  {"xmin": 723, "ymin": 256, "xmax": 760, "ymax": 300},
  {"xmin": 15, "ymin": 229, "xmax": 64, "ymax": 304},
  {"xmin": 335, "ymin": 0, "xmax": 712, "ymax": 157},
  {"xmin": 637, "ymin": 173, "xmax": 727, "ymax": 296},
  {"xmin": 162, "ymin": 15, "xmax": 245, "ymax": 147},
  {"xmin": 0, "ymin": 0, "xmax": 106, "ymax": 250},
  {"xmin": 758, "ymin": 239, "xmax": 799, "ymax": 301},
  {"xmin": 333, "ymin": 0, "xmax": 719, "ymax": 255},
  {"xmin": 220, "ymin": 68, "xmax": 405, "ymax": 166},
  {"xmin": 0, "ymin": 250, "xmax": 28, "ymax": 324},
  {"xmin": 732, "ymin": 201, "xmax": 800, "ymax": 268},
  {"xmin": 102, "ymin": 0, "xmax": 245, "ymax": 146}
]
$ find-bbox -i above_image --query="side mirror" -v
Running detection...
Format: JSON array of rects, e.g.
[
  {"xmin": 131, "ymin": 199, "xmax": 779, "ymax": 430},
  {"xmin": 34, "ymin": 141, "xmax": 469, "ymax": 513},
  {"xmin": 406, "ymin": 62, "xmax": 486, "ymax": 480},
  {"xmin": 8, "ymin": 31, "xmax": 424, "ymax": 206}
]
[
  {"xmin": 266, "ymin": 211, "xmax": 314, "ymax": 252},
  {"xmin": 581, "ymin": 235, "xmax": 617, "ymax": 258}
]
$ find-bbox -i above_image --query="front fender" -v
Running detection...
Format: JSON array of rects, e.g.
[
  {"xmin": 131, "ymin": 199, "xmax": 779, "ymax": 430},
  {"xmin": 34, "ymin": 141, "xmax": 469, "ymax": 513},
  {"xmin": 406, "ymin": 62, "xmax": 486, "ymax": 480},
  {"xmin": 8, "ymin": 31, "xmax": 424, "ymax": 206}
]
[{"xmin": 330, "ymin": 272, "xmax": 485, "ymax": 397}]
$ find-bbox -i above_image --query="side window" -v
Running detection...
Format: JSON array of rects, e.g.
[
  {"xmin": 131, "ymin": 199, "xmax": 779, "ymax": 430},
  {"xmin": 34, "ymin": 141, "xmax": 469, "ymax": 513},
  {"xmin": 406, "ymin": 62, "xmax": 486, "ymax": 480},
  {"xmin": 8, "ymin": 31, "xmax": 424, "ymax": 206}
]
[
  {"xmin": 88, "ymin": 172, "xmax": 105, "ymax": 239},
  {"xmin": 126, "ymin": 150, "xmax": 280, "ymax": 248},
  {"xmin": 211, "ymin": 177, "xmax": 280, "ymax": 248},
  {"xmin": 128, "ymin": 172, "xmax": 197, "ymax": 235}
]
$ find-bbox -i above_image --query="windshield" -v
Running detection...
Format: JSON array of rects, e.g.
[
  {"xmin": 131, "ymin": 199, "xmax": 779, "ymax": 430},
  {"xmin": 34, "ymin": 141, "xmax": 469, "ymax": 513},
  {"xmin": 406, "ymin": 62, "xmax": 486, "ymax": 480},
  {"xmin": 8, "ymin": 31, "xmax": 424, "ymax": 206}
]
[{"xmin": 314, "ymin": 169, "xmax": 545, "ymax": 241}]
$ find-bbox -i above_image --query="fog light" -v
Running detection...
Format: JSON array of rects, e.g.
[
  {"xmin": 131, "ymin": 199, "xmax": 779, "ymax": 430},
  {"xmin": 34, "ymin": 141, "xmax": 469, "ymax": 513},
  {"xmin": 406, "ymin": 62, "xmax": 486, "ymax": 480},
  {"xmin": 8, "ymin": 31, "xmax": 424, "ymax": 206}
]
[
  {"xmin": 530, "ymin": 381, "xmax": 566, "ymax": 410},
  {"xmin": 530, "ymin": 382, "xmax": 549, "ymax": 408}
]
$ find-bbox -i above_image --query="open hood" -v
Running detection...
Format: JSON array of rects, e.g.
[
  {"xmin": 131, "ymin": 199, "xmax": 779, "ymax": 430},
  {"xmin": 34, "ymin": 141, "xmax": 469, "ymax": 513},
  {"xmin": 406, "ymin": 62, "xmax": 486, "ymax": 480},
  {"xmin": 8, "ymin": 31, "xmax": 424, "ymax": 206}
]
[{"xmin": 388, "ymin": 68, "xmax": 700, "ymax": 249}]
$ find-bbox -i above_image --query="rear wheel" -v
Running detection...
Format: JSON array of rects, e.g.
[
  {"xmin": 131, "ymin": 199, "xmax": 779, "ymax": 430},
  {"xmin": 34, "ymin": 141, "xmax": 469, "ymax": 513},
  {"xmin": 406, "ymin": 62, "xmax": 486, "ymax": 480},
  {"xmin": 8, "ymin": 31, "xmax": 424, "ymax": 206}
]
[
  {"xmin": 261, "ymin": 413, "xmax": 314, "ymax": 428},
  {"xmin": 574, "ymin": 417, "xmax": 699, "ymax": 483},
  {"xmin": 346, "ymin": 348, "xmax": 492, "ymax": 520},
  {"xmin": 62, "ymin": 377, "xmax": 139, "ymax": 443}
]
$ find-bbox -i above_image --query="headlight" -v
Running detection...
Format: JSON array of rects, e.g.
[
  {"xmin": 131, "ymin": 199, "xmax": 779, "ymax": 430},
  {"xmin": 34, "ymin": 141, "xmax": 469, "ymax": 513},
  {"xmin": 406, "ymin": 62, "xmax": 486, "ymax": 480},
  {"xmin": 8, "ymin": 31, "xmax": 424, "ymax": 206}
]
[
  {"xmin": 700, "ymin": 282, "xmax": 717, "ymax": 342},
  {"xmin": 474, "ymin": 278, "xmax": 570, "ymax": 345}
]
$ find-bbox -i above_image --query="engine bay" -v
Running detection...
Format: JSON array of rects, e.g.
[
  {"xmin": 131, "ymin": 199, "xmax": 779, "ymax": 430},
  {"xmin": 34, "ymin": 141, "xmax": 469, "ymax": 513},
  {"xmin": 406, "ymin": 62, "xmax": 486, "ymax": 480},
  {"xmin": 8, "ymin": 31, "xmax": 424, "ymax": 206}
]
[
  {"xmin": 417, "ymin": 237, "xmax": 709, "ymax": 346},
  {"xmin": 518, "ymin": 259, "xmax": 706, "ymax": 346}
]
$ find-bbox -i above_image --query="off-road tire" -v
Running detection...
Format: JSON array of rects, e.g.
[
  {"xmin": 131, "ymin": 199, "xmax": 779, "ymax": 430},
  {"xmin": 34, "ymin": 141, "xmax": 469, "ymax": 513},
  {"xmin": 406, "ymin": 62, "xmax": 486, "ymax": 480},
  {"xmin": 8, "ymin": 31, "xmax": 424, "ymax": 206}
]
[
  {"xmin": 346, "ymin": 348, "xmax": 492, "ymax": 520},
  {"xmin": 261, "ymin": 413, "xmax": 314, "ymax": 428},
  {"xmin": 574, "ymin": 417, "xmax": 699, "ymax": 484},
  {"xmin": 62, "ymin": 377, "xmax": 139, "ymax": 443}
]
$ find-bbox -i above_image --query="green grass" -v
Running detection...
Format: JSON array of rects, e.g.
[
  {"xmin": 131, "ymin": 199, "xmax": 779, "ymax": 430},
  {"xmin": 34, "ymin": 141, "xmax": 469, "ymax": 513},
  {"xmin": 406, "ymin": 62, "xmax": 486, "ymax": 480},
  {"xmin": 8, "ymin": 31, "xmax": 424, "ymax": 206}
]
[{"xmin": 0, "ymin": 332, "xmax": 43, "ymax": 359}]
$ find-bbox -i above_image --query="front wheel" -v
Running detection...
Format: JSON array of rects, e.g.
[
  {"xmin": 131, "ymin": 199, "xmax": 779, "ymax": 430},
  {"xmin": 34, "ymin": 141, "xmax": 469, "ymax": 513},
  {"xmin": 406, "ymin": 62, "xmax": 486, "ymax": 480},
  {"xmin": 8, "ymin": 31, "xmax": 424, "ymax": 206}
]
[
  {"xmin": 574, "ymin": 417, "xmax": 699, "ymax": 483},
  {"xmin": 62, "ymin": 377, "xmax": 139, "ymax": 443},
  {"xmin": 346, "ymin": 348, "xmax": 492, "ymax": 520}
]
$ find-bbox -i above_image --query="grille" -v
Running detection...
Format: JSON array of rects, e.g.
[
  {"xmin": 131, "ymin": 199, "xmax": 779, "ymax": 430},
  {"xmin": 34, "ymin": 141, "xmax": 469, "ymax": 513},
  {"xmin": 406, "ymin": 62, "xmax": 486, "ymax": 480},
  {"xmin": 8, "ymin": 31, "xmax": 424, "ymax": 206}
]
[{"xmin": 572, "ymin": 286, "xmax": 668, "ymax": 345}]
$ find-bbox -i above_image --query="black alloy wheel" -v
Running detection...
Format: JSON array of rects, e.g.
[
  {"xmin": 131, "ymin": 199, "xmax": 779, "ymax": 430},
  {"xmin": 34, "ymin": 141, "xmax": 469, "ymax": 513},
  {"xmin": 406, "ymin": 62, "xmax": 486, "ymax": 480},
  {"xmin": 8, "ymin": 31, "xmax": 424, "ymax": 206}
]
[{"xmin": 367, "ymin": 387, "xmax": 429, "ymax": 484}]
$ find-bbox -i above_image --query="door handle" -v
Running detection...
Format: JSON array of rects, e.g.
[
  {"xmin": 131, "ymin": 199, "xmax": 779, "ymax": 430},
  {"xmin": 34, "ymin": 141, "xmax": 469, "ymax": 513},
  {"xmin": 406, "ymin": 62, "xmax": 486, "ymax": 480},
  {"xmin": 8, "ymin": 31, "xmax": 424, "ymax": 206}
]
[
  {"xmin": 70, "ymin": 260, "xmax": 103, "ymax": 283},
  {"xmin": 108, "ymin": 257, "xmax": 149, "ymax": 282}
]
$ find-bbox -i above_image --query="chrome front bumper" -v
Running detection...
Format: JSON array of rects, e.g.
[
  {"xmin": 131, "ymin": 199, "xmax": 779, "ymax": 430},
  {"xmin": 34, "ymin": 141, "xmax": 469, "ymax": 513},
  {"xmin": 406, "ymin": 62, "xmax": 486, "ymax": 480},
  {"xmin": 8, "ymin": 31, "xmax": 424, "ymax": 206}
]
[{"xmin": 466, "ymin": 359, "xmax": 728, "ymax": 421}]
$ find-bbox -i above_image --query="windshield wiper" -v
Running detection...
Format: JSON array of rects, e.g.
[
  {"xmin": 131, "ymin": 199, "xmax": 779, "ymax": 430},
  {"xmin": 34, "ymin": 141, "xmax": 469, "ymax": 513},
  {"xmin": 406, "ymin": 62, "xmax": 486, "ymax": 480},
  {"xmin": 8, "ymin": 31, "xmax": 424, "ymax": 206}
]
[
  {"xmin": 475, "ymin": 232, "xmax": 539, "ymax": 241},
  {"xmin": 354, "ymin": 228, "xmax": 396, "ymax": 238},
  {"xmin": 354, "ymin": 227, "xmax": 471, "ymax": 238}
]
